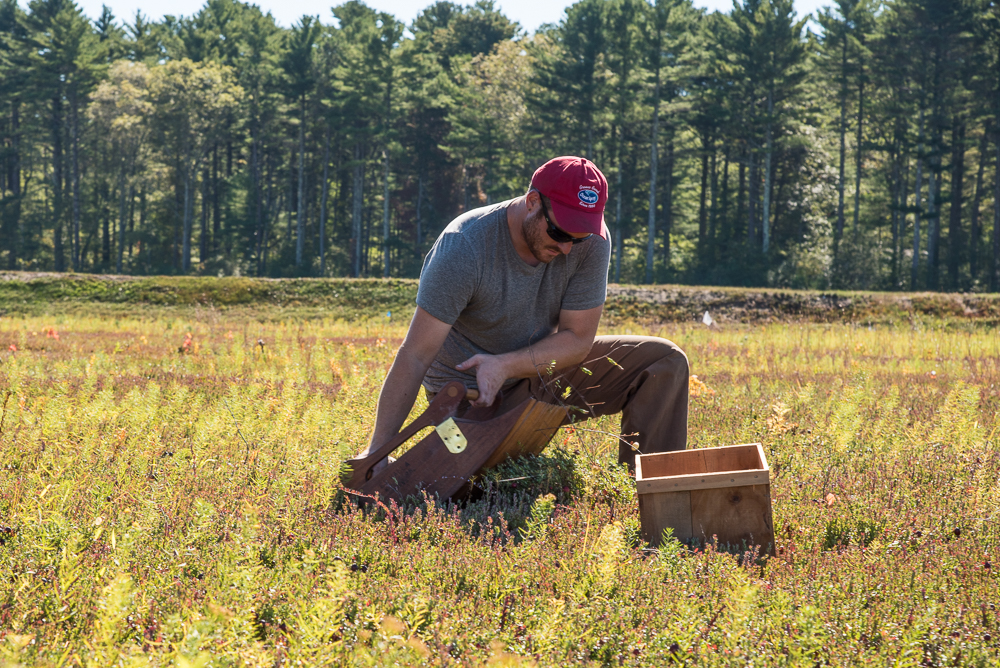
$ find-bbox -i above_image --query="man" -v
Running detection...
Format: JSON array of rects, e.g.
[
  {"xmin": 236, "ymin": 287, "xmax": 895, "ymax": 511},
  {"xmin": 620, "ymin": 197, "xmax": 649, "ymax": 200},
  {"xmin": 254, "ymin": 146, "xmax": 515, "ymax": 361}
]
[{"xmin": 360, "ymin": 156, "xmax": 689, "ymax": 472}]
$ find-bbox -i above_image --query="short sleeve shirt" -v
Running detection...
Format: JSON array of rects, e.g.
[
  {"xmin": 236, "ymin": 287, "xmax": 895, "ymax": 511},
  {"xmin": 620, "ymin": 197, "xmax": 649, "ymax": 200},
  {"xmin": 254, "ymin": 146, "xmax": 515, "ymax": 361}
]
[{"xmin": 416, "ymin": 200, "xmax": 611, "ymax": 393}]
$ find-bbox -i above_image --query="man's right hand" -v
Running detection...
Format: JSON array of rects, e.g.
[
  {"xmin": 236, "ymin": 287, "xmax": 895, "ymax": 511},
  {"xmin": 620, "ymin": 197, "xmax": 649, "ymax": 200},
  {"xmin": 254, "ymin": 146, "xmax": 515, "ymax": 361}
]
[{"xmin": 455, "ymin": 353, "xmax": 509, "ymax": 406}]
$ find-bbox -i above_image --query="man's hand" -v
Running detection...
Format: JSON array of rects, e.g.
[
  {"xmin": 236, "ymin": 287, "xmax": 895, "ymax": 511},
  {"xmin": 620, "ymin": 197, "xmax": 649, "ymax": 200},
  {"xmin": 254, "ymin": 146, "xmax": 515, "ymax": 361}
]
[
  {"xmin": 455, "ymin": 353, "xmax": 509, "ymax": 406},
  {"xmin": 455, "ymin": 305, "xmax": 603, "ymax": 406}
]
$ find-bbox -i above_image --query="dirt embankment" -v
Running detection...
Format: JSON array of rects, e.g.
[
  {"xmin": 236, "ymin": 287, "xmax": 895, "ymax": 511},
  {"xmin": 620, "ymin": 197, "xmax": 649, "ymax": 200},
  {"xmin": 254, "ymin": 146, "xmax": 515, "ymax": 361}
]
[
  {"xmin": 604, "ymin": 285, "xmax": 1000, "ymax": 324},
  {"xmin": 2, "ymin": 271, "xmax": 998, "ymax": 324}
]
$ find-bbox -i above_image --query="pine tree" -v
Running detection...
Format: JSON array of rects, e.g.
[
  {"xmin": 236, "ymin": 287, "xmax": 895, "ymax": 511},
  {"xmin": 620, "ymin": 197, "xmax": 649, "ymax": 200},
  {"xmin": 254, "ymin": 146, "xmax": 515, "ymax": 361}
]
[
  {"xmin": 0, "ymin": 0, "xmax": 27, "ymax": 269},
  {"xmin": 817, "ymin": 0, "xmax": 876, "ymax": 248},
  {"xmin": 604, "ymin": 0, "xmax": 646, "ymax": 282},
  {"xmin": 87, "ymin": 59, "xmax": 152, "ymax": 273},
  {"xmin": 334, "ymin": 1, "xmax": 393, "ymax": 277},
  {"xmin": 282, "ymin": 15, "xmax": 320, "ymax": 270},
  {"xmin": 642, "ymin": 0, "xmax": 695, "ymax": 284},
  {"xmin": 150, "ymin": 58, "xmax": 242, "ymax": 272},
  {"xmin": 24, "ymin": 0, "xmax": 104, "ymax": 271},
  {"xmin": 529, "ymin": 0, "xmax": 606, "ymax": 157}
]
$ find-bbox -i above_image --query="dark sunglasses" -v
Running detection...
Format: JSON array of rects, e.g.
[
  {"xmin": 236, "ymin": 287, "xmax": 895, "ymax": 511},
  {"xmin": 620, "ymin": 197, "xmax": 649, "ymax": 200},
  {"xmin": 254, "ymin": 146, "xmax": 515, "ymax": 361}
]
[{"xmin": 539, "ymin": 200, "xmax": 592, "ymax": 245}]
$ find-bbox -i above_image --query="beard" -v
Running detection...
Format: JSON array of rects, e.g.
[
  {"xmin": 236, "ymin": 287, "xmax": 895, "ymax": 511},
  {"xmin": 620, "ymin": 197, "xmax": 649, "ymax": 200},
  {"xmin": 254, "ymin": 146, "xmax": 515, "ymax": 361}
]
[{"xmin": 521, "ymin": 208, "xmax": 564, "ymax": 264}]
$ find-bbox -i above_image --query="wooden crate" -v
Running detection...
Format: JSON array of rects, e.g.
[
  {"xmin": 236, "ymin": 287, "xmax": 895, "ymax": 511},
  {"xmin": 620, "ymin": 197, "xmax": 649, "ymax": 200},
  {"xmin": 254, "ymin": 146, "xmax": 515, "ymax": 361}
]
[{"xmin": 635, "ymin": 443, "xmax": 775, "ymax": 555}]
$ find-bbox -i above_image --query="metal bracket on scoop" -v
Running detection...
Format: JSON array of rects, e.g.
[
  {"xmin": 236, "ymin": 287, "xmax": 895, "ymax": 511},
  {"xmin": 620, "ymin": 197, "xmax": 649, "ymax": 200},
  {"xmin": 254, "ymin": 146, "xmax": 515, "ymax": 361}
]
[{"xmin": 436, "ymin": 418, "xmax": 467, "ymax": 454}]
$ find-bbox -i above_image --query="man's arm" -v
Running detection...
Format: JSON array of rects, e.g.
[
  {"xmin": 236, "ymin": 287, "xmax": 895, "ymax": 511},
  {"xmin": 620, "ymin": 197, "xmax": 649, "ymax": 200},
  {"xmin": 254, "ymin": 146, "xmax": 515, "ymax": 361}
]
[
  {"xmin": 360, "ymin": 306, "xmax": 453, "ymax": 457},
  {"xmin": 456, "ymin": 304, "xmax": 603, "ymax": 406}
]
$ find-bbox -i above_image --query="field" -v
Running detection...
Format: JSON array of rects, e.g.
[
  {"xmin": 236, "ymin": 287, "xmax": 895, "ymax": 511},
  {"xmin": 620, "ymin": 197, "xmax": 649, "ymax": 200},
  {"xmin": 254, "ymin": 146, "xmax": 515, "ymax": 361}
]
[{"xmin": 1, "ymin": 279, "xmax": 999, "ymax": 666}]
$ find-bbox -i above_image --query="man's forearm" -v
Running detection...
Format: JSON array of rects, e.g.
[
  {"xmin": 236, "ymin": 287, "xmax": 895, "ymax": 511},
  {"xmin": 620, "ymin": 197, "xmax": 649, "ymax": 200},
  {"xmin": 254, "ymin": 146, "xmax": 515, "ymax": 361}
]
[
  {"xmin": 363, "ymin": 350, "xmax": 428, "ymax": 457},
  {"xmin": 497, "ymin": 329, "xmax": 592, "ymax": 381}
]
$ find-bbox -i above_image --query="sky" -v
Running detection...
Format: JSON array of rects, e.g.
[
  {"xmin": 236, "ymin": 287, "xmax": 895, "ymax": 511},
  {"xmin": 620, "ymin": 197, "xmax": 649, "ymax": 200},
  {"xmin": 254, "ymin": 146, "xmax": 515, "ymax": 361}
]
[{"xmin": 68, "ymin": 0, "xmax": 830, "ymax": 34}]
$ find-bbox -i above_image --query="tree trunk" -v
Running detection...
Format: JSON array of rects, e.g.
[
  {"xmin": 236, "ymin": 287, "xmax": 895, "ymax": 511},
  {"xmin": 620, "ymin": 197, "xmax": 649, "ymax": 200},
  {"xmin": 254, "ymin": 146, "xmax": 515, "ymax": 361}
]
[
  {"xmin": 889, "ymin": 149, "xmax": 901, "ymax": 289},
  {"xmin": 319, "ymin": 123, "xmax": 331, "ymax": 277},
  {"xmin": 363, "ymin": 164, "xmax": 373, "ymax": 277},
  {"xmin": 662, "ymin": 130, "xmax": 674, "ymax": 273},
  {"xmin": 116, "ymin": 163, "xmax": 128, "ymax": 274},
  {"xmin": 720, "ymin": 149, "xmax": 731, "ymax": 244},
  {"xmin": 416, "ymin": 174, "xmax": 424, "ymax": 252},
  {"xmin": 182, "ymin": 158, "xmax": 193, "ymax": 273},
  {"xmin": 137, "ymin": 188, "xmax": 145, "ymax": 263},
  {"xmin": 251, "ymin": 114, "xmax": 265, "ymax": 275},
  {"xmin": 614, "ymin": 162, "xmax": 623, "ymax": 283},
  {"xmin": 200, "ymin": 165, "xmax": 210, "ymax": 263},
  {"xmin": 969, "ymin": 121, "xmax": 989, "ymax": 284},
  {"xmin": 697, "ymin": 134, "xmax": 709, "ymax": 252},
  {"xmin": 852, "ymin": 77, "xmax": 865, "ymax": 237},
  {"xmin": 99, "ymin": 182, "xmax": 110, "ymax": 269},
  {"xmin": 212, "ymin": 145, "xmax": 221, "ymax": 254},
  {"xmin": 101, "ymin": 199, "xmax": 111, "ymax": 269},
  {"xmin": 382, "ymin": 150, "xmax": 391, "ymax": 278},
  {"xmin": 70, "ymin": 96, "xmax": 82, "ymax": 272},
  {"xmin": 926, "ymin": 152, "xmax": 939, "ymax": 290},
  {"xmin": 286, "ymin": 146, "xmax": 295, "ymax": 248},
  {"xmin": 7, "ymin": 103, "xmax": 21, "ymax": 270},
  {"xmin": 946, "ymin": 118, "xmax": 965, "ymax": 289},
  {"xmin": 296, "ymin": 95, "xmax": 306, "ymax": 268},
  {"xmin": 352, "ymin": 142, "xmax": 363, "ymax": 278},
  {"xmin": 992, "ymin": 37, "xmax": 1000, "ymax": 291},
  {"xmin": 645, "ymin": 69, "xmax": 660, "ymax": 285},
  {"xmin": 836, "ymin": 37, "xmax": 848, "ymax": 243},
  {"xmin": 737, "ymin": 153, "xmax": 746, "ymax": 241},
  {"xmin": 138, "ymin": 188, "xmax": 146, "ymax": 263},
  {"xmin": 461, "ymin": 163, "xmax": 469, "ymax": 212},
  {"xmin": 762, "ymin": 91, "xmax": 775, "ymax": 254},
  {"xmin": 912, "ymin": 108, "xmax": 925, "ymax": 290},
  {"xmin": 708, "ymin": 147, "xmax": 719, "ymax": 260},
  {"xmin": 52, "ymin": 96, "xmax": 65, "ymax": 272},
  {"xmin": 993, "ymin": 117, "xmax": 1000, "ymax": 292},
  {"xmin": 747, "ymin": 153, "xmax": 758, "ymax": 248}
]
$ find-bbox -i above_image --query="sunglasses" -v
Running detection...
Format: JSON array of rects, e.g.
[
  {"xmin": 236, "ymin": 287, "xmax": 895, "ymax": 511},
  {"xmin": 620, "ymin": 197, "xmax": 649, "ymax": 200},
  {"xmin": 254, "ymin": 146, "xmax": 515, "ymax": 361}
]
[{"xmin": 539, "ymin": 199, "xmax": 593, "ymax": 245}]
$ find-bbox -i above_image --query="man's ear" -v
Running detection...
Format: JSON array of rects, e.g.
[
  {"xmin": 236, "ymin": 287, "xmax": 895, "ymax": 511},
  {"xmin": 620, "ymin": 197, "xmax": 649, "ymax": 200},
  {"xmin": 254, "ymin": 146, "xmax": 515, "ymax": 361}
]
[{"xmin": 525, "ymin": 189, "xmax": 541, "ymax": 212}]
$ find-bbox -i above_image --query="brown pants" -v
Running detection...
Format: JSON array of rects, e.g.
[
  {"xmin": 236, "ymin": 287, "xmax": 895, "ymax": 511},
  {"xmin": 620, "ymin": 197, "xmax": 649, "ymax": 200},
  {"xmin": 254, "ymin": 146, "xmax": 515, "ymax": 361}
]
[{"xmin": 443, "ymin": 335, "xmax": 689, "ymax": 467}]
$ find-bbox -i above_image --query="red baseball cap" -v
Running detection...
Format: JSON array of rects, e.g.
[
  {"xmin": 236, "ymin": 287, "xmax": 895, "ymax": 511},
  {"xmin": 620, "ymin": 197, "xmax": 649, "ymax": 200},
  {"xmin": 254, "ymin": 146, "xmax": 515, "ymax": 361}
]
[{"xmin": 530, "ymin": 156, "xmax": 608, "ymax": 239}]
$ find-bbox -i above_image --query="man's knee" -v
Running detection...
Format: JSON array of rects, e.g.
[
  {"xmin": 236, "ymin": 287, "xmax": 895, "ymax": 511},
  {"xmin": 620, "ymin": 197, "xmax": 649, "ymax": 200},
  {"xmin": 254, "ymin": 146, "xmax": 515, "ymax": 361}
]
[{"xmin": 646, "ymin": 338, "xmax": 689, "ymax": 383}]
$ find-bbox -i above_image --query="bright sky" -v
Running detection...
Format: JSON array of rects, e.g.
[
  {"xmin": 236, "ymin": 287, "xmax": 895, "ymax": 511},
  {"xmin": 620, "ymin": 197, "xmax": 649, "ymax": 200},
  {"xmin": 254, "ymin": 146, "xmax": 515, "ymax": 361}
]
[{"xmin": 70, "ymin": 0, "xmax": 829, "ymax": 34}]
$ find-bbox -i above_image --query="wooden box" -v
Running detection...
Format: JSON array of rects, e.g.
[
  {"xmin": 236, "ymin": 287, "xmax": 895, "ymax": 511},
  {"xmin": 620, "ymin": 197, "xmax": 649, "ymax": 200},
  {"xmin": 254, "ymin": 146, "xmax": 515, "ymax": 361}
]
[{"xmin": 635, "ymin": 443, "xmax": 775, "ymax": 555}]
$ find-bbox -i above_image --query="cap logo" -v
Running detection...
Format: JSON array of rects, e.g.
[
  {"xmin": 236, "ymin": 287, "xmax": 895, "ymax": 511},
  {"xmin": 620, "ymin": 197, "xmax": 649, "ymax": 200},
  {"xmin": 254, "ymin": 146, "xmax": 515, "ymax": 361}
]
[{"xmin": 578, "ymin": 188, "xmax": 599, "ymax": 207}]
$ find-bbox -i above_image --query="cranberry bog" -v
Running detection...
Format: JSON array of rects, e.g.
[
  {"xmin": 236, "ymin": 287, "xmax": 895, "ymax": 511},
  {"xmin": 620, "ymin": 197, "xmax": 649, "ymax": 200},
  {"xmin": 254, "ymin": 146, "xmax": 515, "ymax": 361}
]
[{"xmin": 0, "ymin": 276, "xmax": 999, "ymax": 666}]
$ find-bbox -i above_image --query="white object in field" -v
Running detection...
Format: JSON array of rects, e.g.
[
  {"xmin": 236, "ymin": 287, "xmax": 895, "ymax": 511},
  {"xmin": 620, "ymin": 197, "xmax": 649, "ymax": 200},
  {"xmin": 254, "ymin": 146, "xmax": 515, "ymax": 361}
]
[{"xmin": 702, "ymin": 311, "xmax": 715, "ymax": 327}]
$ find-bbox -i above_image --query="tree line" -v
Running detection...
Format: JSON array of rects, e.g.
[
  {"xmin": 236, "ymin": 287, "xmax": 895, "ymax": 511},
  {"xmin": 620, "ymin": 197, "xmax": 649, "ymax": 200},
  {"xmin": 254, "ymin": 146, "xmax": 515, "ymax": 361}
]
[{"xmin": 1, "ymin": 0, "xmax": 999, "ymax": 291}]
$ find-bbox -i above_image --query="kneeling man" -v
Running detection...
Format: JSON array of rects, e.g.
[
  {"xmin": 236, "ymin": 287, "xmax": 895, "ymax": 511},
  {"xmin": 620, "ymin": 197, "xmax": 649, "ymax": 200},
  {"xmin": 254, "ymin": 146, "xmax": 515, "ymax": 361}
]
[{"xmin": 360, "ymin": 156, "xmax": 689, "ymax": 471}]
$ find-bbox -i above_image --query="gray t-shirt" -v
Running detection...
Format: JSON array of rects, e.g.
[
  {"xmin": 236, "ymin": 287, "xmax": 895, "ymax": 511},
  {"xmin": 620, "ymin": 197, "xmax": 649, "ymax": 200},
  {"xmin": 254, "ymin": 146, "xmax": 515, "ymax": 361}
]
[{"xmin": 416, "ymin": 200, "xmax": 611, "ymax": 393}]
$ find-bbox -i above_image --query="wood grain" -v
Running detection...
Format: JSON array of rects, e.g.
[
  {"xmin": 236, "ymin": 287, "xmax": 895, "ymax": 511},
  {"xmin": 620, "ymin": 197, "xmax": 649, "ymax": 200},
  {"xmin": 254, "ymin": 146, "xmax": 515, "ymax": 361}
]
[
  {"xmin": 690, "ymin": 484, "xmax": 775, "ymax": 555},
  {"xmin": 638, "ymin": 443, "xmax": 763, "ymax": 479},
  {"xmin": 479, "ymin": 399, "xmax": 567, "ymax": 471},
  {"xmin": 639, "ymin": 490, "xmax": 693, "ymax": 546},
  {"xmin": 637, "ymin": 469, "xmax": 769, "ymax": 494}
]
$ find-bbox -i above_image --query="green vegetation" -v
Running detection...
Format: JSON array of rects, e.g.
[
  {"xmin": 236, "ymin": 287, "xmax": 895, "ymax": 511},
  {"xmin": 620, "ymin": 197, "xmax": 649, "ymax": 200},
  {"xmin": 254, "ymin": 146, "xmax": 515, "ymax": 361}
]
[
  {"xmin": 0, "ymin": 295, "xmax": 998, "ymax": 665},
  {"xmin": 5, "ymin": 272, "xmax": 1000, "ymax": 327},
  {"xmin": 1, "ymin": 0, "xmax": 999, "ymax": 291},
  {"xmin": 0, "ymin": 273, "xmax": 421, "ymax": 319}
]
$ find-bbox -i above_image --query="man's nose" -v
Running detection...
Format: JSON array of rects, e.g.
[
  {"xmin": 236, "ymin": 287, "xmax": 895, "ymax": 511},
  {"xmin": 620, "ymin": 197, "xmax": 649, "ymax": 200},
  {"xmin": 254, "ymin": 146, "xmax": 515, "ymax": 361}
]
[{"xmin": 558, "ymin": 241, "xmax": 573, "ymax": 254}]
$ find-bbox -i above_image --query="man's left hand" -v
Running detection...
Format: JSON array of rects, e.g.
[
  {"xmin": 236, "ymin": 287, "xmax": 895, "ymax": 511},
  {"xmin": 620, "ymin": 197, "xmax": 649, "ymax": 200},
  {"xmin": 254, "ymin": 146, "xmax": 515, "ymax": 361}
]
[{"xmin": 455, "ymin": 354, "xmax": 508, "ymax": 406}]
